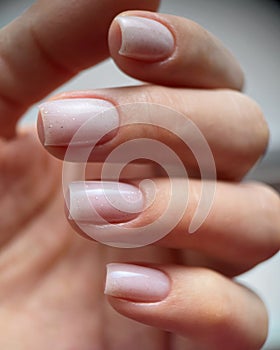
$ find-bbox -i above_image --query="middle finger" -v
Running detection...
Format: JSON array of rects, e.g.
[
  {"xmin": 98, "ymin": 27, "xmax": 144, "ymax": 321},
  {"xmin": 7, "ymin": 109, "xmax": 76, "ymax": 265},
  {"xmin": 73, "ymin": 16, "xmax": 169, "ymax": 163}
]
[
  {"xmin": 38, "ymin": 86, "xmax": 268, "ymax": 180},
  {"xmin": 67, "ymin": 178, "xmax": 280, "ymax": 274}
]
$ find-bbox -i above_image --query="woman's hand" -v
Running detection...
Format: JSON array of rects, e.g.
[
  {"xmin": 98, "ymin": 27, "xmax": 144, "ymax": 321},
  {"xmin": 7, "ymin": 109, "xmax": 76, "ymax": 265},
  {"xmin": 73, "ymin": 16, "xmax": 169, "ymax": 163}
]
[{"xmin": 0, "ymin": 1, "xmax": 279, "ymax": 349}]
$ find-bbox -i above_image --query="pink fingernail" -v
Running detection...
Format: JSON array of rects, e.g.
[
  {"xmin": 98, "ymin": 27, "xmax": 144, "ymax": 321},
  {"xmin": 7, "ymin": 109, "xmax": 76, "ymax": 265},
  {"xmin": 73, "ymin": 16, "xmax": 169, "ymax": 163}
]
[
  {"xmin": 116, "ymin": 16, "xmax": 175, "ymax": 61},
  {"xmin": 105, "ymin": 263, "xmax": 170, "ymax": 302},
  {"xmin": 68, "ymin": 181, "xmax": 144, "ymax": 224},
  {"xmin": 39, "ymin": 98, "xmax": 119, "ymax": 146}
]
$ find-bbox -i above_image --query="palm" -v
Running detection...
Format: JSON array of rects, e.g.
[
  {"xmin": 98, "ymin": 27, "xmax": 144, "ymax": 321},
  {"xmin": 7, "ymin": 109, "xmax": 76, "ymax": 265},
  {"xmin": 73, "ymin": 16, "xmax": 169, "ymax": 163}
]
[{"xmin": 0, "ymin": 131, "xmax": 180, "ymax": 349}]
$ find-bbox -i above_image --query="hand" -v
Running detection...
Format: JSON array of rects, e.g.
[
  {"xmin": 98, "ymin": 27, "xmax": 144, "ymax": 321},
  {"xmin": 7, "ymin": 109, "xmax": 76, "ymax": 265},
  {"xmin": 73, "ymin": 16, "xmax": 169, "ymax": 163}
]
[{"xmin": 0, "ymin": 2, "xmax": 279, "ymax": 350}]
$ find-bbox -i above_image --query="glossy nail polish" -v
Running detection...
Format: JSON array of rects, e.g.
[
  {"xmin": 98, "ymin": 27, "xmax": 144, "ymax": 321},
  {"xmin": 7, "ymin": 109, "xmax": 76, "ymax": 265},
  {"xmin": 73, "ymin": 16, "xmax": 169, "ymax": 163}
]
[
  {"xmin": 116, "ymin": 16, "xmax": 175, "ymax": 61},
  {"xmin": 39, "ymin": 98, "xmax": 119, "ymax": 146},
  {"xmin": 68, "ymin": 181, "xmax": 144, "ymax": 224},
  {"xmin": 105, "ymin": 263, "xmax": 170, "ymax": 302}
]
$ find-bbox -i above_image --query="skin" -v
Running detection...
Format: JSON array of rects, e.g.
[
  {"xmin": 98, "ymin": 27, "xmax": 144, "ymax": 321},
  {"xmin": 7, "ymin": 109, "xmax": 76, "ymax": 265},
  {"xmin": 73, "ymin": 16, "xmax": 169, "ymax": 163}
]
[{"xmin": 0, "ymin": 1, "xmax": 279, "ymax": 349}]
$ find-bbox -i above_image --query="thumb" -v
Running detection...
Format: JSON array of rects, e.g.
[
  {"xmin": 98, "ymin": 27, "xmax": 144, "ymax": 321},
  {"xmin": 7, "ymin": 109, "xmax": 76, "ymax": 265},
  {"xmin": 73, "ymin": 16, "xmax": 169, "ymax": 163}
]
[{"xmin": 0, "ymin": 0, "xmax": 159, "ymax": 138}]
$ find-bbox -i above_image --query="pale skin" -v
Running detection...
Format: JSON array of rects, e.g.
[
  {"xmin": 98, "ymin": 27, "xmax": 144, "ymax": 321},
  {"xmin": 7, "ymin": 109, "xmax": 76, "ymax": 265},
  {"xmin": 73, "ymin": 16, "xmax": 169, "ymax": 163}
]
[{"xmin": 0, "ymin": 0, "xmax": 279, "ymax": 349}]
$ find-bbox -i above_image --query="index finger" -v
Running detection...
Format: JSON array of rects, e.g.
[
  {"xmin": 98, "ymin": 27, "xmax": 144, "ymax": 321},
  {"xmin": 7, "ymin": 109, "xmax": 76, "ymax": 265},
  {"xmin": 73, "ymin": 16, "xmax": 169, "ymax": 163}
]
[
  {"xmin": 109, "ymin": 11, "xmax": 244, "ymax": 89},
  {"xmin": 0, "ymin": 0, "xmax": 159, "ymax": 138}
]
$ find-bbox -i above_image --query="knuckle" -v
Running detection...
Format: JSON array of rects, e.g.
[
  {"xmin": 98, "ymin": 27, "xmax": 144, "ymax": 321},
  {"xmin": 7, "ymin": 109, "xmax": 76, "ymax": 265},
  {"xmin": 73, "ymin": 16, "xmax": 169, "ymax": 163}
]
[
  {"xmin": 199, "ymin": 271, "xmax": 267, "ymax": 349},
  {"xmin": 239, "ymin": 92, "xmax": 269, "ymax": 155},
  {"xmin": 225, "ymin": 90, "xmax": 269, "ymax": 158},
  {"xmin": 254, "ymin": 182, "xmax": 280, "ymax": 217},
  {"xmin": 250, "ymin": 182, "xmax": 280, "ymax": 252},
  {"xmin": 196, "ymin": 271, "xmax": 234, "ymax": 327}
]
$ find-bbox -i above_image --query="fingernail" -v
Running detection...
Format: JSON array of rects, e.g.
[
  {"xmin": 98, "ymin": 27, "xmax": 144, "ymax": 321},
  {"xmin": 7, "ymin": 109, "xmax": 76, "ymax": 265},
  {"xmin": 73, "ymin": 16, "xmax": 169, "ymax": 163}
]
[
  {"xmin": 68, "ymin": 181, "xmax": 144, "ymax": 224},
  {"xmin": 105, "ymin": 263, "xmax": 170, "ymax": 302},
  {"xmin": 116, "ymin": 16, "xmax": 175, "ymax": 62},
  {"xmin": 39, "ymin": 98, "xmax": 119, "ymax": 146}
]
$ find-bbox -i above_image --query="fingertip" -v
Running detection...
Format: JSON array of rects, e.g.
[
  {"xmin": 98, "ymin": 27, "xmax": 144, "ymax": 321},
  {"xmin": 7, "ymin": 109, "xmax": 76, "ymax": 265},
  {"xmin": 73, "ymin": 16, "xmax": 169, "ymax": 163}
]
[
  {"xmin": 108, "ymin": 11, "xmax": 244, "ymax": 90},
  {"xmin": 105, "ymin": 265, "xmax": 268, "ymax": 349}
]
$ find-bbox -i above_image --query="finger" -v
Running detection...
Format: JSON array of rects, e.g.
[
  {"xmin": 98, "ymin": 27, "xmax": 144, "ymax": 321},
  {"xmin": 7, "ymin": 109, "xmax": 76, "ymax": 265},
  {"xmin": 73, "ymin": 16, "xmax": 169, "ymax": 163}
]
[
  {"xmin": 108, "ymin": 11, "xmax": 244, "ymax": 89},
  {"xmin": 37, "ymin": 87, "xmax": 268, "ymax": 180},
  {"xmin": 0, "ymin": 0, "xmax": 159, "ymax": 138},
  {"xmin": 66, "ymin": 179, "xmax": 280, "ymax": 273},
  {"xmin": 105, "ymin": 264, "xmax": 268, "ymax": 350}
]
